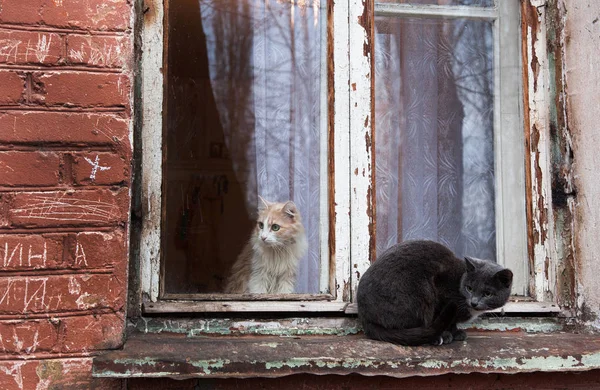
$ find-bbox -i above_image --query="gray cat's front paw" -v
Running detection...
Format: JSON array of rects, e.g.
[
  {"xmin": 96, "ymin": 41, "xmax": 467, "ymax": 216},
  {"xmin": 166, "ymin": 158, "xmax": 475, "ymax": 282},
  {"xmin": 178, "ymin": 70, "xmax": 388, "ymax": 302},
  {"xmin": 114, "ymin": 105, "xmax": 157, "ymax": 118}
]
[
  {"xmin": 452, "ymin": 329, "xmax": 467, "ymax": 341},
  {"xmin": 441, "ymin": 331, "xmax": 454, "ymax": 344},
  {"xmin": 430, "ymin": 335, "xmax": 444, "ymax": 346}
]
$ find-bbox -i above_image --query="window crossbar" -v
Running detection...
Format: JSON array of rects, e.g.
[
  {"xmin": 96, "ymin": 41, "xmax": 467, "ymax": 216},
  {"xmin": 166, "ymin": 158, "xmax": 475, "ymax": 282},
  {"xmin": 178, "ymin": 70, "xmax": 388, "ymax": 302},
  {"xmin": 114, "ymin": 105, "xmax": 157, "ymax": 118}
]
[{"xmin": 374, "ymin": 3, "xmax": 498, "ymax": 20}]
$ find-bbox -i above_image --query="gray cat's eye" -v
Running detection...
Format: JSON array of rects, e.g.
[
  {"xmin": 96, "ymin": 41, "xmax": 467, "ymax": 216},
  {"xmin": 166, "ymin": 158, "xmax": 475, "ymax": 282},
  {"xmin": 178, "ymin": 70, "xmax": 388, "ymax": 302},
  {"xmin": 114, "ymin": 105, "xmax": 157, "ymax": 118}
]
[
  {"xmin": 271, "ymin": 224, "xmax": 280, "ymax": 231},
  {"xmin": 258, "ymin": 222, "xmax": 264, "ymax": 229},
  {"xmin": 466, "ymin": 285, "xmax": 473, "ymax": 292}
]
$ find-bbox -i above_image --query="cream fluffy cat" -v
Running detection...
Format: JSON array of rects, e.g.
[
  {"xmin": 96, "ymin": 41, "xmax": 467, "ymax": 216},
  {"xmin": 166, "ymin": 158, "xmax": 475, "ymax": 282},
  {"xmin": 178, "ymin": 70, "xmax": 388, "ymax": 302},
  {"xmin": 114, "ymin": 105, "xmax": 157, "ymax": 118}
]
[{"xmin": 225, "ymin": 197, "xmax": 307, "ymax": 294}]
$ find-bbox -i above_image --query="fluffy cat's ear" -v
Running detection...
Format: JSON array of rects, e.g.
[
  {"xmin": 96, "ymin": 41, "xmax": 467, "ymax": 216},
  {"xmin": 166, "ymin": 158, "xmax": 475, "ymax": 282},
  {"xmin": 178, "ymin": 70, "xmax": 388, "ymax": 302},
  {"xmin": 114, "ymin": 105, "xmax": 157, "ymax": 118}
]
[
  {"xmin": 282, "ymin": 201, "xmax": 297, "ymax": 219},
  {"xmin": 464, "ymin": 257, "xmax": 476, "ymax": 272},
  {"xmin": 258, "ymin": 195, "xmax": 271, "ymax": 210},
  {"xmin": 494, "ymin": 269, "xmax": 513, "ymax": 288}
]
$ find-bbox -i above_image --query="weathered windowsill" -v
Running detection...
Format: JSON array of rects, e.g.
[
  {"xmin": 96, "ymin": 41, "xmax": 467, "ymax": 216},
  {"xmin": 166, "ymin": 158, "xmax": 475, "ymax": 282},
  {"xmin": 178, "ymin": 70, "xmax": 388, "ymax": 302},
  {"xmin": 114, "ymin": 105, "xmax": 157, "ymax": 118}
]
[{"xmin": 92, "ymin": 330, "xmax": 600, "ymax": 379}]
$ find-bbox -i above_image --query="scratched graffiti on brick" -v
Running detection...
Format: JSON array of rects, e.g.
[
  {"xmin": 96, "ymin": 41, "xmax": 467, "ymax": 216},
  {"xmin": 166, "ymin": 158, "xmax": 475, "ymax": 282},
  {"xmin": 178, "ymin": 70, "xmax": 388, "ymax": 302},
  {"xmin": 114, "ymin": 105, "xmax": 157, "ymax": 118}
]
[
  {"xmin": 0, "ymin": 275, "xmax": 122, "ymax": 314},
  {"xmin": 1, "ymin": 241, "xmax": 47, "ymax": 268},
  {"xmin": 0, "ymin": 39, "xmax": 21, "ymax": 62},
  {"xmin": 9, "ymin": 191, "xmax": 126, "ymax": 226},
  {"xmin": 68, "ymin": 41, "xmax": 123, "ymax": 67},
  {"xmin": 0, "ymin": 33, "xmax": 60, "ymax": 64},
  {"xmin": 0, "ymin": 321, "xmax": 55, "ymax": 355},
  {"xmin": 84, "ymin": 155, "xmax": 111, "ymax": 181},
  {"xmin": 11, "ymin": 197, "xmax": 119, "ymax": 223},
  {"xmin": 0, "ymin": 232, "xmax": 123, "ymax": 271}
]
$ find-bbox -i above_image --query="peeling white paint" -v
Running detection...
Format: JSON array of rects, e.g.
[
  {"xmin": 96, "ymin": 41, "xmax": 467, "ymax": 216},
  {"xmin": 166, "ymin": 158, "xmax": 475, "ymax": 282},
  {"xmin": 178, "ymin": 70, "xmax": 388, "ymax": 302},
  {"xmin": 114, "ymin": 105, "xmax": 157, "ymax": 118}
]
[
  {"xmin": 525, "ymin": 5, "xmax": 557, "ymax": 302},
  {"xmin": 348, "ymin": 0, "xmax": 374, "ymax": 301},
  {"xmin": 140, "ymin": 0, "xmax": 165, "ymax": 302}
]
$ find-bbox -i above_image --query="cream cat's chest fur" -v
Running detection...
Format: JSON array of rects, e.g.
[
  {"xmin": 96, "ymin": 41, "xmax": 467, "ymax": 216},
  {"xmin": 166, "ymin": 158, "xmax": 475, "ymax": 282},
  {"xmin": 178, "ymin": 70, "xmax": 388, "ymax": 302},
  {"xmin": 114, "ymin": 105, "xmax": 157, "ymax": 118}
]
[{"xmin": 247, "ymin": 237, "xmax": 307, "ymax": 294}]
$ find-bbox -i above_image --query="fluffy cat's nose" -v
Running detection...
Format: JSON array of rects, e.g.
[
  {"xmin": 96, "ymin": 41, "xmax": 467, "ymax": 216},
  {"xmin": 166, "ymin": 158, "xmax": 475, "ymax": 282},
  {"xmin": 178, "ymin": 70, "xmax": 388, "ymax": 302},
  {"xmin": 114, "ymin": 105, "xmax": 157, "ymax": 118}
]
[{"xmin": 261, "ymin": 235, "xmax": 267, "ymax": 241}]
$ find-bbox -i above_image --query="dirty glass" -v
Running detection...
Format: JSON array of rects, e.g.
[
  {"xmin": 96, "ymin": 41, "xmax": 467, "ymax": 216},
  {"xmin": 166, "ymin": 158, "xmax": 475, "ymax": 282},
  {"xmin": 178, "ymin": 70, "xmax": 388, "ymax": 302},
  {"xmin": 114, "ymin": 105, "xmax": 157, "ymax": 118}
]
[
  {"xmin": 162, "ymin": 0, "xmax": 327, "ymax": 295},
  {"xmin": 376, "ymin": 0, "xmax": 495, "ymax": 6},
  {"xmin": 374, "ymin": 16, "xmax": 497, "ymax": 261}
]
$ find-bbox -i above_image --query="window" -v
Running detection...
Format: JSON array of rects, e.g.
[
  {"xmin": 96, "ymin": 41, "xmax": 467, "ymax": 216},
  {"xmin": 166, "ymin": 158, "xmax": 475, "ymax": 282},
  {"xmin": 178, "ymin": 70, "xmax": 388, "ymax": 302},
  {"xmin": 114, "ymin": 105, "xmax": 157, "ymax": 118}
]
[
  {"xmin": 139, "ymin": 0, "xmax": 556, "ymax": 313},
  {"xmin": 373, "ymin": 0, "xmax": 528, "ymax": 295}
]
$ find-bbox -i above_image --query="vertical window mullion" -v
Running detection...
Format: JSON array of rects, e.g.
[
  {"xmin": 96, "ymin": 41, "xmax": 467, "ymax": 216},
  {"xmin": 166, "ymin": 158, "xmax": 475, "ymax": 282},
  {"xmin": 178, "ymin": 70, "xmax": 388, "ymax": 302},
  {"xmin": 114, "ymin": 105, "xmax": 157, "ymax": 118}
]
[
  {"xmin": 494, "ymin": 0, "xmax": 528, "ymax": 296},
  {"xmin": 331, "ymin": 0, "xmax": 353, "ymax": 302},
  {"xmin": 349, "ymin": 0, "xmax": 375, "ymax": 301},
  {"xmin": 140, "ymin": 0, "xmax": 165, "ymax": 302}
]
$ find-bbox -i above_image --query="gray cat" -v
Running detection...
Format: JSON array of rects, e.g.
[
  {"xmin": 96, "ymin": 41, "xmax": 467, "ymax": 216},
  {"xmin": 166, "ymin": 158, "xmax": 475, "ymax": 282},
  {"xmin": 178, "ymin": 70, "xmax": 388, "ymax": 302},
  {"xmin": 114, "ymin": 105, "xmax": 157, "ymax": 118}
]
[{"xmin": 356, "ymin": 240, "xmax": 513, "ymax": 346}]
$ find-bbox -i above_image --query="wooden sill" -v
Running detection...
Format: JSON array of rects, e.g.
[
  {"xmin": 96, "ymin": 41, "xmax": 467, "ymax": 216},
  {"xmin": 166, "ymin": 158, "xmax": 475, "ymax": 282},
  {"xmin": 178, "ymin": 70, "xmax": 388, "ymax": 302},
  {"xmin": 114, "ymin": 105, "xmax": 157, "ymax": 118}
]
[
  {"xmin": 92, "ymin": 331, "xmax": 600, "ymax": 379},
  {"xmin": 143, "ymin": 300, "xmax": 562, "ymax": 315}
]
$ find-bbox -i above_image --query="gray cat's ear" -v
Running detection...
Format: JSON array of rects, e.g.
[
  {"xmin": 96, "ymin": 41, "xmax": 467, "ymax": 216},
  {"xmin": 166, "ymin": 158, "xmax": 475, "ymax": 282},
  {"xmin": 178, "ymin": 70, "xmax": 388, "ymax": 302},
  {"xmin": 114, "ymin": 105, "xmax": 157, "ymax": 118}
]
[
  {"xmin": 282, "ymin": 201, "xmax": 297, "ymax": 219},
  {"xmin": 464, "ymin": 257, "xmax": 476, "ymax": 272},
  {"xmin": 495, "ymin": 269, "xmax": 513, "ymax": 288},
  {"xmin": 258, "ymin": 195, "xmax": 271, "ymax": 210}
]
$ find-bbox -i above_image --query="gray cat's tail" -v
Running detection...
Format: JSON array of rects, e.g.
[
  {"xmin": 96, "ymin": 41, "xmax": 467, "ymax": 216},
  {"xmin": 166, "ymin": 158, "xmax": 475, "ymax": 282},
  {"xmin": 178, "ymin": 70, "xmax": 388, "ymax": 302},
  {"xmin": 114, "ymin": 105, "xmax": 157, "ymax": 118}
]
[{"xmin": 362, "ymin": 303, "xmax": 458, "ymax": 346}]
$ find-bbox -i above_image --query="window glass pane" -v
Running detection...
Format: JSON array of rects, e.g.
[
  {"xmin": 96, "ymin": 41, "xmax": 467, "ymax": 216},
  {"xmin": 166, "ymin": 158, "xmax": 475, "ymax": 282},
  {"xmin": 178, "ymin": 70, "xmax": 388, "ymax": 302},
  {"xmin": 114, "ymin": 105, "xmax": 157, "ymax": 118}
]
[
  {"xmin": 376, "ymin": 0, "xmax": 495, "ymax": 7},
  {"xmin": 374, "ymin": 17, "xmax": 496, "ymax": 261},
  {"xmin": 162, "ymin": 0, "xmax": 326, "ymax": 295}
]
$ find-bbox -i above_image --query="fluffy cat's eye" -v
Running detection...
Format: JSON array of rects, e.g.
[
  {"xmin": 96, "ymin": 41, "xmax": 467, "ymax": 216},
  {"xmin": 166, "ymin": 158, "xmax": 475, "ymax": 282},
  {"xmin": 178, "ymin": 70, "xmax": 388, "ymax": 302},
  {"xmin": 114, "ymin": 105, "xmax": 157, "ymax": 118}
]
[
  {"xmin": 271, "ymin": 224, "xmax": 280, "ymax": 232},
  {"xmin": 466, "ymin": 285, "xmax": 473, "ymax": 292},
  {"xmin": 258, "ymin": 222, "xmax": 264, "ymax": 229},
  {"xmin": 484, "ymin": 291, "xmax": 493, "ymax": 297}
]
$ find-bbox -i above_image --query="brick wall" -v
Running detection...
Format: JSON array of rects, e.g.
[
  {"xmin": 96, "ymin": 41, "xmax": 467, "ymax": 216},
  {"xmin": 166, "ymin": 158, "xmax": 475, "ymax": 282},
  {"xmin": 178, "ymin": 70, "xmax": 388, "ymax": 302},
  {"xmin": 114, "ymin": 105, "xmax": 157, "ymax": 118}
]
[{"xmin": 0, "ymin": 1, "xmax": 133, "ymax": 388}]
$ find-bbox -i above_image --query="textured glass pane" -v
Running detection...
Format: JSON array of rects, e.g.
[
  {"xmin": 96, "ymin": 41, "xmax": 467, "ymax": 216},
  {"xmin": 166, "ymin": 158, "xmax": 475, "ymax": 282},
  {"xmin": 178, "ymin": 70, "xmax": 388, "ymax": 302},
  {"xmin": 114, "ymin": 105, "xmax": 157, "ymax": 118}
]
[
  {"xmin": 374, "ymin": 17, "xmax": 496, "ymax": 261},
  {"xmin": 162, "ymin": 0, "xmax": 325, "ymax": 294},
  {"xmin": 376, "ymin": 0, "xmax": 495, "ymax": 7}
]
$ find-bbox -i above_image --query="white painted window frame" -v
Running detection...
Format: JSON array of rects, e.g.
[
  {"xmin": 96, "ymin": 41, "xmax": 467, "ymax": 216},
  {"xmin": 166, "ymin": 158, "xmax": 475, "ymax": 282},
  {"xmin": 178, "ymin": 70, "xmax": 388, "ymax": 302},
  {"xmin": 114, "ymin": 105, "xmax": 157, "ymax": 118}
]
[
  {"xmin": 139, "ymin": 0, "xmax": 559, "ymax": 314},
  {"xmin": 140, "ymin": 0, "xmax": 355, "ymax": 312}
]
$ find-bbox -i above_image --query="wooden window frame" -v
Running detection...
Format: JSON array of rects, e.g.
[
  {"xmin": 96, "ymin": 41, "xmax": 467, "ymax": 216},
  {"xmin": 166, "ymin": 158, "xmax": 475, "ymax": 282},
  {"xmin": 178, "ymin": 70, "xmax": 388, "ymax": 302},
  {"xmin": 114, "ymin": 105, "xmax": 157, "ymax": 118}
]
[{"xmin": 138, "ymin": 0, "xmax": 562, "ymax": 315}]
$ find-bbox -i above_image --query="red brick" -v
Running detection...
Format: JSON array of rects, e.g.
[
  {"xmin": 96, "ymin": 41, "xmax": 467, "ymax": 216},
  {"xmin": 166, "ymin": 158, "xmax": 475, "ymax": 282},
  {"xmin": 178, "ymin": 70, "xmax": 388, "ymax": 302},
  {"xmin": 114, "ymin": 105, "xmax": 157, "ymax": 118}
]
[
  {"xmin": 72, "ymin": 152, "xmax": 130, "ymax": 186},
  {"xmin": 0, "ymin": 274, "xmax": 124, "ymax": 314},
  {"xmin": 60, "ymin": 313, "xmax": 124, "ymax": 352},
  {"xmin": 66, "ymin": 230, "xmax": 126, "ymax": 269},
  {"xmin": 0, "ymin": 234, "xmax": 63, "ymax": 271},
  {"xmin": 0, "ymin": 0, "xmax": 131, "ymax": 31},
  {"xmin": 67, "ymin": 35, "xmax": 130, "ymax": 68},
  {"xmin": 0, "ymin": 151, "xmax": 60, "ymax": 187},
  {"xmin": 0, "ymin": 358, "xmax": 95, "ymax": 390},
  {"xmin": 0, "ymin": 71, "xmax": 24, "ymax": 105},
  {"xmin": 0, "ymin": 30, "xmax": 62, "ymax": 65},
  {"xmin": 9, "ymin": 188, "xmax": 129, "ymax": 228},
  {"xmin": 0, "ymin": 319, "xmax": 59, "ymax": 355},
  {"xmin": 0, "ymin": 1, "xmax": 44, "ymax": 25},
  {"xmin": 0, "ymin": 111, "xmax": 129, "ymax": 146},
  {"xmin": 0, "ymin": 231, "xmax": 125, "ymax": 271},
  {"xmin": 40, "ymin": 72, "xmax": 130, "ymax": 108}
]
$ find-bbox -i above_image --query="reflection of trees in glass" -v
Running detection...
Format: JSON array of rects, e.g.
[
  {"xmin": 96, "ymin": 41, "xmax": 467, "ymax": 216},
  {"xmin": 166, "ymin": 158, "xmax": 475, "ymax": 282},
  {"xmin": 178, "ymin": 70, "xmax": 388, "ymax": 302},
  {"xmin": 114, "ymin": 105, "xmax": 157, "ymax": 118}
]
[{"xmin": 450, "ymin": 19, "xmax": 496, "ymax": 260}]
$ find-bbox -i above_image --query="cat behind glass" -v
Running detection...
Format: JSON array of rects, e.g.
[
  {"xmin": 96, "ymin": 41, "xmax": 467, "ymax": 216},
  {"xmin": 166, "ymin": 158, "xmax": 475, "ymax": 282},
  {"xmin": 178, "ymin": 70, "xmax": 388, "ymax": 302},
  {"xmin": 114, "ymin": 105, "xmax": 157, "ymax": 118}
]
[
  {"xmin": 224, "ymin": 197, "xmax": 307, "ymax": 294},
  {"xmin": 357, "ymin": 240, "xmax": 513, "ymax": 346}
]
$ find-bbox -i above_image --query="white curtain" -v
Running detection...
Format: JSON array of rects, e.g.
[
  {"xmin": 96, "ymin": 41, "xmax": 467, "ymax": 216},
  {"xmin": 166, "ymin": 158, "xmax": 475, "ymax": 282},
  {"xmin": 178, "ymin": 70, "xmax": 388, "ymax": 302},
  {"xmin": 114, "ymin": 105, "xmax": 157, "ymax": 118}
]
[{"xmin": 375, "ymin": 16, "xmax": 497, "ymax": 261}]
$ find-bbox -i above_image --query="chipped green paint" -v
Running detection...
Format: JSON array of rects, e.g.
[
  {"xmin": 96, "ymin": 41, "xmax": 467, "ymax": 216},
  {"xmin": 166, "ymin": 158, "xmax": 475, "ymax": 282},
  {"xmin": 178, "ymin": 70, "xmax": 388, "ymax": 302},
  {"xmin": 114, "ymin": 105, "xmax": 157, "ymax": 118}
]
[
  {"xmin": 418, "ymin": 360, "xmax": 449, "ymax": 369},
  {"xmin": 264, "ymin": 358, "xmax": 314, "ymax": 370},
  {"xmin": 113, "ymin": 357, "xmax": 158, "ymax": 367},
  {"xmin": 133, "ymin": 316, "xmax": 564, "ymax": 339},
  {"xmin": 460, "ymin": 318, "xmax": 564, "ymax": 333},
  {"xmin": 189, "ymin": 359, "xmax": 229, "ymax": 375},
  {"xmin": 133, "ymin": 317, "xmax": 361, "ymax": 337},
  {"xmin": 258, "ymin": 342, "xmax": 280, "ymax": 348}
]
